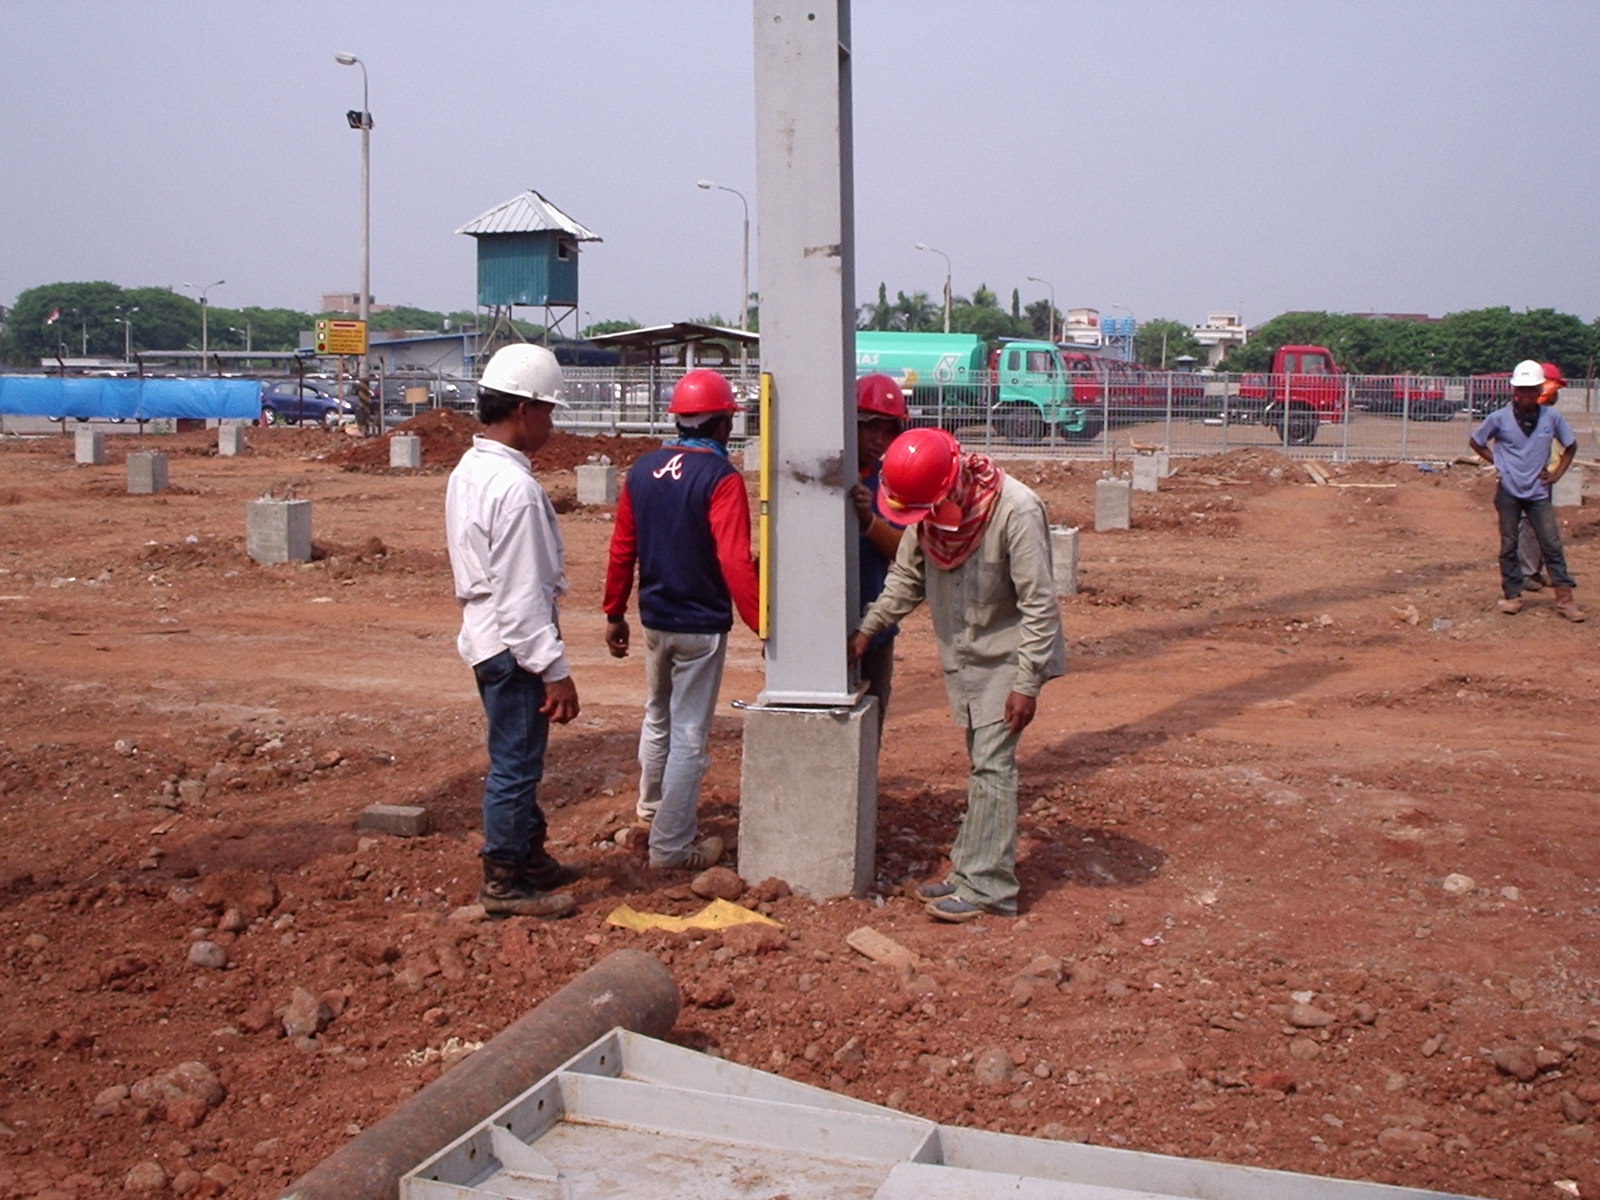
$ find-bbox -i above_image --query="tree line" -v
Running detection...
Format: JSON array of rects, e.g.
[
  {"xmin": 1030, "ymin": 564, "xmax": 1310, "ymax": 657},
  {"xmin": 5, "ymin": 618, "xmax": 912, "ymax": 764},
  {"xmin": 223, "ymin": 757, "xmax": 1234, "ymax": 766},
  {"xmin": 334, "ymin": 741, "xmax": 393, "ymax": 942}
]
[{"xmin": 6, "ymin": 279, "xmax": 1596, "ymax": 380}]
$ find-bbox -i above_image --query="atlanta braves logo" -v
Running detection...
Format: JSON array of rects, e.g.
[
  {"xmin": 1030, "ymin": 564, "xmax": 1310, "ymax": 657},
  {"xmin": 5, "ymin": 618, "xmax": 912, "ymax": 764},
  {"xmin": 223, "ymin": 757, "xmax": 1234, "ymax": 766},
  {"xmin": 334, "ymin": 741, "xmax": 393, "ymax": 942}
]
[{"xmin": 651, "ymin": 452, "xmax": 685, "ymax": 481}]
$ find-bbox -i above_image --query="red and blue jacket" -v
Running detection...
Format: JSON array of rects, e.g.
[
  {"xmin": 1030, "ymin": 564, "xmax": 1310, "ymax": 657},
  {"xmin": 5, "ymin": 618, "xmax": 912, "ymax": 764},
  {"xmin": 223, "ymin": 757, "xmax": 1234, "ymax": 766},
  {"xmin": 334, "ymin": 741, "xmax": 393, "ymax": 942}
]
[{"xmin": 603, "ymin": 444, "xmax": 760, "ymax": 635}]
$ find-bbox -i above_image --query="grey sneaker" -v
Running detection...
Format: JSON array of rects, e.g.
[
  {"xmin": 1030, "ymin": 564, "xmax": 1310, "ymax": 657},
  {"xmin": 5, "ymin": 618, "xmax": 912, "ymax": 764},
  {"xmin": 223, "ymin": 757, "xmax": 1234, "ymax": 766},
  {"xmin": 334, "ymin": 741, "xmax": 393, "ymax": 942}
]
[{"xmin": 650, "ymin": 836, "xmax": 724, "ymax": 871}]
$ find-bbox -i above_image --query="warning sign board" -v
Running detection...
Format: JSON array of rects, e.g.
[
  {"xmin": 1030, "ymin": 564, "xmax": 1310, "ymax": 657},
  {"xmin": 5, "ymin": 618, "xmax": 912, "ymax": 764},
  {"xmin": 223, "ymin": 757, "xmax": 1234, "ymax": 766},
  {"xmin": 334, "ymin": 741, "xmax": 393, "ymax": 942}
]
[{"xmin": 314, "ymin": 319, "xmax": 367, "ymax": 356}]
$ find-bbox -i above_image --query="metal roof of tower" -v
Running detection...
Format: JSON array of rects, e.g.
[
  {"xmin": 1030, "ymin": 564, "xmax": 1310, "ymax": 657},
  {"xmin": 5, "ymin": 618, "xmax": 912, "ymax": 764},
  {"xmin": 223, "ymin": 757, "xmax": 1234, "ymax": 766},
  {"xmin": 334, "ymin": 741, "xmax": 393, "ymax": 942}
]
[{"xmin": 454, "ymin": 190, "xmax": 602, "ymax": 241}]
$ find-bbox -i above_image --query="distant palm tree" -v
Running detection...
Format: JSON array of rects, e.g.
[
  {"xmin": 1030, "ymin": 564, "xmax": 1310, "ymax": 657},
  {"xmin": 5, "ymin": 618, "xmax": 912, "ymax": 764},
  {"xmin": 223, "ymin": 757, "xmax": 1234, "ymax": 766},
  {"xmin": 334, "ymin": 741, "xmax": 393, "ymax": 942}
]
[{"xmin": 892, "ymin": 290, "xmax": 938, "ymax": 332}]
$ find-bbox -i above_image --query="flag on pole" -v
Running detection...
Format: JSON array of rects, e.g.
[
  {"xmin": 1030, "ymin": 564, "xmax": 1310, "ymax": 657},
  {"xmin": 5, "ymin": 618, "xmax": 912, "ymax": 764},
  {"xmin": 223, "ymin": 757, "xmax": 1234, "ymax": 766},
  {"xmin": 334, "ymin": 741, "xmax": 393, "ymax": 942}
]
[{"xmin": 46, "ymin": 308, "xmax": 61, "ymax": 325}]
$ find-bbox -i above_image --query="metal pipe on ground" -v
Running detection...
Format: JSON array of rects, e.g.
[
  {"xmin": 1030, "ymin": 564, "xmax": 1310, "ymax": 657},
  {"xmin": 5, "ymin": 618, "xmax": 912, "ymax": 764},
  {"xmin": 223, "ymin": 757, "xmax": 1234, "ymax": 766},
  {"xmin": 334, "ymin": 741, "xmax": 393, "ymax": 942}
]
[{"xmin": 277, "ymin": 948, "xmax": 679, "ymax": 1200}]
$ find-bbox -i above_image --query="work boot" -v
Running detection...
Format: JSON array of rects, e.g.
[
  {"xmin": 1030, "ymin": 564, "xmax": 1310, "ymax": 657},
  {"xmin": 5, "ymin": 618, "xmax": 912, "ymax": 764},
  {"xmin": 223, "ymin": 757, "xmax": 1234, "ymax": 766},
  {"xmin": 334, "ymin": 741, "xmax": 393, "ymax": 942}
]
[
  {"xmin": 1554, "ymin": 587, "xmax": 1587, "ymax": 623},
  {"xmin": 479, "ymin": 857, "xmax": 574, "ymax": 919},
  {"xmin": 523, "ymin": 833, "xmax": 581, "ymax": 892},
  {"xmin": 1496, "ymin": 597, "xmax": 1523, "ymax": 615}
]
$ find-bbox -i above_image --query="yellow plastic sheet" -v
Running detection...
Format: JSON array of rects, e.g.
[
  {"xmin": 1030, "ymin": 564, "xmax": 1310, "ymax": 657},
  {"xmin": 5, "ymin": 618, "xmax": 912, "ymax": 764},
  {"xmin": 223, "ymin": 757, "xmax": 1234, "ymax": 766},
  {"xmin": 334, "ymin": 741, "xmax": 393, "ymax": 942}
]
[{"xmin": 604, "ymin": 897, "xmax": 783, "ymax": 933}]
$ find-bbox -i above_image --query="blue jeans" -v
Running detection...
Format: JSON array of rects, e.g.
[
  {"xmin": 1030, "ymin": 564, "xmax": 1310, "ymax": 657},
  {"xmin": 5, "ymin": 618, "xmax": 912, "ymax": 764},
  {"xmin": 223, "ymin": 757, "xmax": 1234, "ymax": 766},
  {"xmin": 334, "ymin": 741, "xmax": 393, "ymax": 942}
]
[
  {"xmin": 636, "ymin": 629, "xmax": 727, "ymax": 864},
  {"xmin": 472, "ymin": 650, "xmax": 550, "ymax": 862},
  {"xmin": 1494, "ymin": 486, "xmax": 1574, "ymax": 597}
]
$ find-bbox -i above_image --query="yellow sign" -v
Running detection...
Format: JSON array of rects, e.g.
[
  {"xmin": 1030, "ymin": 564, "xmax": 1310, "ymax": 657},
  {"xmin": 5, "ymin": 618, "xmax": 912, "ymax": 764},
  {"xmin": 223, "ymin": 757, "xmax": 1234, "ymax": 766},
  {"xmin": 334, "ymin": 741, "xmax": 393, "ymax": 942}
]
[{"xmin": 314, "ymin": 319, "xmax": 367, "ymax": 356}]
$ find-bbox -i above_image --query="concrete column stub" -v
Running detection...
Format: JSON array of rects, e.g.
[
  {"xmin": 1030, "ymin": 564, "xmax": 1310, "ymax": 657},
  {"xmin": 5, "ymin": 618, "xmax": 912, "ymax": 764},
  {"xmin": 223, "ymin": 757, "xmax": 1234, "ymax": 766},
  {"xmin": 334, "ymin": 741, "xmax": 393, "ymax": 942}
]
[
  {"xmin": 576, "ymin": 463, "xmax": 619, "ymax": 506},
  {"xmin": 126, "ymin": 451, "xmax": 168, "ymax": 494},
  {"xmin": 1553, "ymin": 464, "xmax": 1583, "ymax": 508},
  {"xmin": 1095, "ymin": 477, "xmax": 1132, "ymax": 531},
  {"xmin": 1051, "ymin": 525, "xmax": 1079, "ymax": 596},
  {"xmin": 218, "ymin": 425, "xmax": 247, "ymax": 457},
  {"xmin": 738, "ymin": 698, "xmax": 878, "ymax": 898},
  {"xmin": 1131, "ymin": 454, "xmax": 1160, "ymax": 493},
  {"xmin": 390, "ymin": 434, "xmax": 422, "ymax": 469},
  {"xmin": 74, "ymin": 427, "xmax": 105, "ymax": 465},
  {"xmin": 247, "ymin": 498, "xmax": 313, "ymax": 565}
]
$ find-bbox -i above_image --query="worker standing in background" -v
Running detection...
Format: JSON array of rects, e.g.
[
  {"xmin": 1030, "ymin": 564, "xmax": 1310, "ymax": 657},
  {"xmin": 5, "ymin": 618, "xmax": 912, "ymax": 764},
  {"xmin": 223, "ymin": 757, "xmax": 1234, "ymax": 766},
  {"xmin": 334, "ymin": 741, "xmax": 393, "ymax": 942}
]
[
  {"xmin": 1516, "ymin": 362, "xmax": 1568, "ymax": 590},
  {"xmin": 851, "ymin": 427, "xmax": 1066, "ymax": 922},
  {"xmin": 603, "ymin": 369, "xmax": 761, "ymax": 870},
  {"xmin": 851, "ymin": 374, "xmax": 909, "ymax": 729},
  {"xmin": 444, "ymin": 344, "xmax": 581, "ymax": 920},
  {"xmin": 1469, "ymin": 358, "xmax": 1584, "ymax": 622}
]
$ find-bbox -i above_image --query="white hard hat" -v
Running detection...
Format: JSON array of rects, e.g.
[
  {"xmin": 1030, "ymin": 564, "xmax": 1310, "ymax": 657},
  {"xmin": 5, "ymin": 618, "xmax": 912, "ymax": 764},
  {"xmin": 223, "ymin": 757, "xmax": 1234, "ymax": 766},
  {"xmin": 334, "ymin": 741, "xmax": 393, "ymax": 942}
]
[
  {"xmin": 1510, "ymin": 359, "xmax": 1545, "ymax": 387},
  {"xmin": 479, "ymin": 344, "xmax": 569, "ymax": 407}
]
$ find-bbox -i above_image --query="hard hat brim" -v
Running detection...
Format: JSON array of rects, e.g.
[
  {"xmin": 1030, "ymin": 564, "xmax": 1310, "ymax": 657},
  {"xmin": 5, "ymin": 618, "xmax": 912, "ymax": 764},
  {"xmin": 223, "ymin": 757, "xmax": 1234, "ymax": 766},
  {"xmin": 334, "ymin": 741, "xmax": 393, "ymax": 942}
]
[{"xmin": 876, "ymin": 480, "xmax": 934, "ymax": 524}]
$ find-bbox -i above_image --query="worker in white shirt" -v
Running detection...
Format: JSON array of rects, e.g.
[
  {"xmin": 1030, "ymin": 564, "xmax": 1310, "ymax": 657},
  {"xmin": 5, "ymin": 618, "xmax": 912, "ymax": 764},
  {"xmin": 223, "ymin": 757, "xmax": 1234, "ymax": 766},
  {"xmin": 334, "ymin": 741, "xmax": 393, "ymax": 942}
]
[{"xmin": 444, "ymin": 344, "xmax": 581, "ymax": 918}]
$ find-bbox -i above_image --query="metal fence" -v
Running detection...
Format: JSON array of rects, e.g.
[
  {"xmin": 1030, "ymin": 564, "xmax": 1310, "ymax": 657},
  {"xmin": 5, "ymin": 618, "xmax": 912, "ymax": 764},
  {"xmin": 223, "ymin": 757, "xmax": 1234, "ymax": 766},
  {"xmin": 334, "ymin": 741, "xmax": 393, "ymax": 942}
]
[{"xmin": 432, "ymin": 367, "xmax": 1600, "ymax": 463}]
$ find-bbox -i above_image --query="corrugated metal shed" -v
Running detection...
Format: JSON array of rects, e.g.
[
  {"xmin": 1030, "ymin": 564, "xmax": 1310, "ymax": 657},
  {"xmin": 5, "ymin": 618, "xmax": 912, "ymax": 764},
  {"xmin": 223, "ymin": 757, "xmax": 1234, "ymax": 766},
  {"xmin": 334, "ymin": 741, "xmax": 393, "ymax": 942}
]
[{"xmin": 455, "ymin": 190, "xmax": 602, "ymax": 241}]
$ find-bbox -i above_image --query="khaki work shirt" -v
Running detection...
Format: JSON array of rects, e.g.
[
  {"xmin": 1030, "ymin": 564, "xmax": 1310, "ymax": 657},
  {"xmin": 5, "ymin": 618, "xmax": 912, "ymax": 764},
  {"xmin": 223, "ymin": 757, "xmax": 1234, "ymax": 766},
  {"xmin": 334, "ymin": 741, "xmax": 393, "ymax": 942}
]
[{"xmin": 858, "ymin": 475, "xmax": 1066, "ymax": 728}]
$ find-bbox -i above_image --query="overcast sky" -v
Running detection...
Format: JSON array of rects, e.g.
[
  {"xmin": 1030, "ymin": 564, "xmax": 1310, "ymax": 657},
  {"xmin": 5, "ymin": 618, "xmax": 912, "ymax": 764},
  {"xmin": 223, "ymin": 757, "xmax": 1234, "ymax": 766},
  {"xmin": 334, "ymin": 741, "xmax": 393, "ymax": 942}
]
[{"xmin": 3, "ymin": 0, "xmax": 1595, "ymax": 331}]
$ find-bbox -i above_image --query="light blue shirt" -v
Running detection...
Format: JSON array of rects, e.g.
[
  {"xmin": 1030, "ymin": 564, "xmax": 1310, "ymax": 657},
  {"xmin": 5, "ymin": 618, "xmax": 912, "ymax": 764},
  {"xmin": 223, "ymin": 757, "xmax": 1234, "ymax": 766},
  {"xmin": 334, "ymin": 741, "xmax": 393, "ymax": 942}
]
[{"xmin": 1471, "ymin": 406, "xmax": 1574, "ymax": 501}]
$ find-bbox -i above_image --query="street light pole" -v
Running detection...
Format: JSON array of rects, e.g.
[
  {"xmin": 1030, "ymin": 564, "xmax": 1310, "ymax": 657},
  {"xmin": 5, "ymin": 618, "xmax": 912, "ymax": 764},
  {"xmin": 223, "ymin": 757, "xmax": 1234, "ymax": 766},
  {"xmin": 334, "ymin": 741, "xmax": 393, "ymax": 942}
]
[
  {"xmin": 1026, "ymin": 275, "xmax": 1056, "ymax": 344},
  {"xmin": 913, "ymin": 242, "xmax": 952, "ymax": 333},
  {"xmin": 115, "ymin": 306, "xmax": 139, "ymax": 362},
  {"xmin": 335, "ymin": 52, "xmax": 372, "ymax": 385},
  {"xmin": 696, "ymin": 179, "xmax": 750, "ymax": 372},
  {"xmin": 185, "ymin": 279, "xmax": 225, "ymax": 371}
]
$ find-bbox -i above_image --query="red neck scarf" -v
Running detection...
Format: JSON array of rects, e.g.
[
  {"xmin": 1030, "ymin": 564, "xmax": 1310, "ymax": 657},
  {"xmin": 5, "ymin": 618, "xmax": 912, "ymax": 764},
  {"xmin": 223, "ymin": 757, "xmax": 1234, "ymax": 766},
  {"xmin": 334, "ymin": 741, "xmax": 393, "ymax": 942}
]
[{"xmin": 918, "ymin": 452, "xmax": 1004, "ymax": 569}]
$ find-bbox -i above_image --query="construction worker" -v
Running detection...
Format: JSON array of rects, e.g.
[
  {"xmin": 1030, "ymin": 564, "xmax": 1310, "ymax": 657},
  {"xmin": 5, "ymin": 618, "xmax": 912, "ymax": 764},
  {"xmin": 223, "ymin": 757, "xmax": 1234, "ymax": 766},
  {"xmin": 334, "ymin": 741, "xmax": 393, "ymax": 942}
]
[
  {"xmin": 444, "ymin": 344, "xmax": 581, "ymax": 920},
  {"xmin": 850, "ymin": 427, "xmax": 1066, "ymax": 922},
  {"xmin": 1469, "ymin": 358, "xmax": 1584, "ymax": 622},
  {"xmin": 851, "ymin": 374, "xmax": 909, "ymax": 728},
  {"xmin": 1516, "ymin": 362, "xmax": 1567, "ymax": 589},
  {"xmin": 603, "ymin": 369, "xmax": 760, "ymax": 870}
]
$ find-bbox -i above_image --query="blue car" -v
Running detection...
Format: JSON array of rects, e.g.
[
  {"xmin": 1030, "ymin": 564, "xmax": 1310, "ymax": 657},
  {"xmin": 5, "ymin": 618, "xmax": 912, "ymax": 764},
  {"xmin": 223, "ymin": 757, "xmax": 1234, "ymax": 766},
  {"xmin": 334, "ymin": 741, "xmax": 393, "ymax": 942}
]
[{"xmin": 260, "ymin": 381, "xmax": 353, "ymax": 426}]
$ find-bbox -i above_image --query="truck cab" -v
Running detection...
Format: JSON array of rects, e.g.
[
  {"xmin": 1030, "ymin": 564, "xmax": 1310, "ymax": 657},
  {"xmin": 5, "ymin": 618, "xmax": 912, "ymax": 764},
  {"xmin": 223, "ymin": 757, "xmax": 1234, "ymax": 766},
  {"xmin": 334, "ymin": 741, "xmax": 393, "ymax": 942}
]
[{"xmin": 1233, "ymin": 344, "xmax": 1346, "ymax": 445}]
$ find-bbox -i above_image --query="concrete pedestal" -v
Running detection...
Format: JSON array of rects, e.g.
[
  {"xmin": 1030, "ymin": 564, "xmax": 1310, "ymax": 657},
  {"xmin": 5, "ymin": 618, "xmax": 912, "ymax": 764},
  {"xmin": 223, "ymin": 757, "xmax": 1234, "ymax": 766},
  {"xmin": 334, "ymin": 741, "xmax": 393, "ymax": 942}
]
[
  {"xmin": 1094, "ymin": 477, "xmax": 1131, "ymax": 531},
  {"xmin": 738, "ymin": 698, "xmax": 878, "ymax": 899},
  {"xmin": 390, "ymin": 434, "xmax": 422, "ymax": 469},
  {"xmin": 1553, "ymin": 465, "xmax": 1583, "ymax": 508},
  {"xmin": 576, "ymin": 463, "xmax": 619, "ymax": 506},
  {"xmin": 1132, "ymin": 454, "xmax": 1161, "ymax": 493},
  {"xmin": 741, "ymin": 437, "xmax": 760, "ymax": 472},
  {"xmin": 218, "ymin": 424, "xmax": 247, "ymax": 457},
  {"xmin": 1050, "ymin": 525, "xmax": 1079, "ymax": 596},
  {"xmin": 126, "ymin": 451, "xmax": 168, "ymax": 494},
  {"xmin": 74, "ymin": 427, "xmax": 105, "ymax": 465},
  {"xmin": 247, "ymin": 498, "xmax": 313, "ymax": 565}
]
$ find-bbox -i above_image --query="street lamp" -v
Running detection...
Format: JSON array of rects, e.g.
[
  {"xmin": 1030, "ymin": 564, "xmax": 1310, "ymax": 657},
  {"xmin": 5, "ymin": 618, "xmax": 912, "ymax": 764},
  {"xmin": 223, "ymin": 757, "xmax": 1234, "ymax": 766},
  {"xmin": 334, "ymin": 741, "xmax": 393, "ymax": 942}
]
[
  {"xmin": 1026, "ymin": 275, "xmax": 1056, "ymax": 344},
  {"xmin": 184, "ymin": 279, "xmax": 225, "ymax": 368},
  {"xmin": 114, "ymin": 306, "xmax": 140, "ymax": 362},
  {"xmin": 913, "ymin": 242, "xmax": 952, "ymax": 333},
  {"xmin": 335, "ymin": 51, "xmax": 372, "ymax": 382},
  {"xmin": 696, "ymin": 179, "xmax": 750, "ymax": 370}
]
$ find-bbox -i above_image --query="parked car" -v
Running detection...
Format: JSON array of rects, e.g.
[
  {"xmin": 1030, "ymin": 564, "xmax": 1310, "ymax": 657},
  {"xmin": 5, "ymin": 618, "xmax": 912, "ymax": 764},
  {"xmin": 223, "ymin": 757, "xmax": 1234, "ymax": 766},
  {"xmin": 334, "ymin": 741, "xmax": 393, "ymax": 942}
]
[
  {"xmin": 260, "ymin": 381, "xmax": 352, "ymax": 426},
  {"xmin": 380, "ymin": 375, "xmax": 465, "ymax": 425}
]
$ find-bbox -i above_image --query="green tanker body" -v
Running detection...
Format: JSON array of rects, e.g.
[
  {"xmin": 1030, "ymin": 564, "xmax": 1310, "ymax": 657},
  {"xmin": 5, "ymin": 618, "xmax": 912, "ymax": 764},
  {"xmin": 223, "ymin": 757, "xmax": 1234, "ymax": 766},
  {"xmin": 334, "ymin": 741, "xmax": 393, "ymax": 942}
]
[{"xmin": 854, "ymin": 330, "xmax": 1095, "ymax": 439}]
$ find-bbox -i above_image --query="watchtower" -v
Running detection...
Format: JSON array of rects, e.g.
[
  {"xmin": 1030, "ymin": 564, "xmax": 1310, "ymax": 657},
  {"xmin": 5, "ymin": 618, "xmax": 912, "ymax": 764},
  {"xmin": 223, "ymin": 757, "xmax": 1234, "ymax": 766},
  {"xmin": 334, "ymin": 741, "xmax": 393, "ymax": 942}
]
[{"xmin": 455, "ymin": 189, "xmax": 601, "ymax": 343}]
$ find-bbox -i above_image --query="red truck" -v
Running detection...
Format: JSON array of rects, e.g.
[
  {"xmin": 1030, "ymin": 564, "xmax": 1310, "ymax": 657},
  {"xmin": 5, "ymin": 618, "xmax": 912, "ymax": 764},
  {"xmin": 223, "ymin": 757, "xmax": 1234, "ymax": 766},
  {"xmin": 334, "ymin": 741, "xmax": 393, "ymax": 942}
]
[
  {"xmin": 1223, "ymin": 344, "xmax": 1348, "ymax": 446},
  {"xmin": 1350, "ymin": 374, "xmax": 1455, "ymax": 421}
]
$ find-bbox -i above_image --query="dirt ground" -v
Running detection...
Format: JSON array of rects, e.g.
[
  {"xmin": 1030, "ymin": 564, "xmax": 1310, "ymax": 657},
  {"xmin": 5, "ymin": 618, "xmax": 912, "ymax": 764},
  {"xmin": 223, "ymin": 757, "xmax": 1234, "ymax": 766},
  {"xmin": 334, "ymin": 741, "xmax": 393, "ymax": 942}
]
[{"xmin": 2, "ymin": 416, "xmax": 1598, "ymax": 1200}]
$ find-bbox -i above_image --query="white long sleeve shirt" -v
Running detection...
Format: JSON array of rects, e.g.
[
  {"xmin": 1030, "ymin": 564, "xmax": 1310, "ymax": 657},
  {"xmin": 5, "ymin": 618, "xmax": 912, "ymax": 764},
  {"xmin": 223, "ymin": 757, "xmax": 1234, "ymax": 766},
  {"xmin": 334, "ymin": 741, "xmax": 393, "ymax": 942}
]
[{"xmin": 444, "ymin": 435, "xmax": 570, "ymax": 680}]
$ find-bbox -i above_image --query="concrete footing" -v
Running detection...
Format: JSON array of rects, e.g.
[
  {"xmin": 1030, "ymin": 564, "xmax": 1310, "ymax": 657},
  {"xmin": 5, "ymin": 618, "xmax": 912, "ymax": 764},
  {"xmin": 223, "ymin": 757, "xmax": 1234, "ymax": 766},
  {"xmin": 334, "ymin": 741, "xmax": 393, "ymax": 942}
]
[
  {"xmin": 576, "ymin": 462, "xmax": 619, "ymax": 505},
  {"xmin": 247, "ymin": 498, "xmax": 312, "ymax": 565},
  {"xmin": 1095, "ymin": 477, "xmax": 1131, "ymax": 531},
  {"xmin": 1554, "ymin": 465, "xmax": 1583, "ymax": 508},
  {"xmin": 126, "ymin": 451, "xmax": 168, "ymax": 494},
  {"xmin": 390, "ymin": 434, "xmax": 421, "ymax": 469},
  {"xmin": 1051, "ymin": 525, "xmax": 1079, "ymax": 596},
  {"xmin": 738, "ymin": 698, "xmax": 878, "ymax": 898},
  {"xmin": 74, "ymin": 427, "xmax": 105, "ymax": 465},
  {"xmin": 218, "ymin": 424, "xmax": 247, "ymax": 457},
  {"xmin": 1132, "ymin": 454, "xmax": 1161, "ymax": 493}
]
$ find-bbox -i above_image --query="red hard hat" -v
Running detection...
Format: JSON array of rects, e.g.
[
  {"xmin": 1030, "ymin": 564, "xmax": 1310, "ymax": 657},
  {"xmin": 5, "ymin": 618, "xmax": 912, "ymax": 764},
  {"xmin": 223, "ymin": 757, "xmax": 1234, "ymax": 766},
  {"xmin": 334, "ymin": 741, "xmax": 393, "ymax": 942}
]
[
  {"xmin": 876, "ymin": 428, "xmax": 961, "ymax": 524},
  {"xmin": 856, "ymin": 373, "xmax": 908, "ymax": 421},
  {"xmin": 668, "ymin": 369, "xmax": 739, "ymax": 415},
  {"xmin": 1542, "ymin": 362, "xmax": 1566, "ymax": 386}
]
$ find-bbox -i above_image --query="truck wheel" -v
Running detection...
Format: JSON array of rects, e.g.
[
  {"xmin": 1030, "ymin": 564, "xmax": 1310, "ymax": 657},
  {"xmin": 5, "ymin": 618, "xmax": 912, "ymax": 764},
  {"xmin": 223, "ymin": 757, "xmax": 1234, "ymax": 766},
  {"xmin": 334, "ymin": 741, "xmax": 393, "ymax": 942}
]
[
  {"xmin": 1263, "ymin": 402, "xmax": 1318, "ymax": 446},
  {"xmin": 1063, "ymin": 412, "xmax": 1104, "ymax": 442},
  {"xmin": 997, "ymin": 401, "xmax": 1045, "ymax": 444}
]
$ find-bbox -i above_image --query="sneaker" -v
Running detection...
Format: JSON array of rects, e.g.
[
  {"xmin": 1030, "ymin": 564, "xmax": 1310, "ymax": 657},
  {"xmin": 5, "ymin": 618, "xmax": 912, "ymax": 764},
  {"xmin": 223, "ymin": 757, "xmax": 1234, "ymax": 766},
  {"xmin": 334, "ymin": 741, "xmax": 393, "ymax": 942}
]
[
  {"xmin": 1557, "ymin": 601, "xmax": 1587, "ymax": 623},
  {"xmin": 480, "ymin": 858, "xmax": 575, "ymax": 920},
  {"xmin": 1496, "ymin": 597, "xmax": 1523, "ymax": 615},
  {"xmin": 917, "ymin": 881, "xmax": 958, "ymax": 900},
  {"xmin": 925, "ymin": 896, "xmax": 1011, "ymax": 923},
  {"xmin": 650, "ymin": 835, "xmax": 724, "ymax": 871}
]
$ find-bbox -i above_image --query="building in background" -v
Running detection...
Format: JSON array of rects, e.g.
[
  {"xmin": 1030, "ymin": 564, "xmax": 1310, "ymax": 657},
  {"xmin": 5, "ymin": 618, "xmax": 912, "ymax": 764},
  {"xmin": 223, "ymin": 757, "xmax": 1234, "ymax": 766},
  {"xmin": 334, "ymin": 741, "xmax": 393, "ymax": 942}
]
[{"xmin": 1192, "ymin": 311, "xmax": 1247, "ymax": 367}]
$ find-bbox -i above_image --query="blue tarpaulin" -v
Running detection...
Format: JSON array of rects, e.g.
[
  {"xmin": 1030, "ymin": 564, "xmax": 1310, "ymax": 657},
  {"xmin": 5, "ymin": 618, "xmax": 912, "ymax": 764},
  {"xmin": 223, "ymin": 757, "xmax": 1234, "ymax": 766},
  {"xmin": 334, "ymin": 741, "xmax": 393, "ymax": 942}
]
[{"xmin": 0, "ymin": 376, "xmax": 262, "ymax": 420}]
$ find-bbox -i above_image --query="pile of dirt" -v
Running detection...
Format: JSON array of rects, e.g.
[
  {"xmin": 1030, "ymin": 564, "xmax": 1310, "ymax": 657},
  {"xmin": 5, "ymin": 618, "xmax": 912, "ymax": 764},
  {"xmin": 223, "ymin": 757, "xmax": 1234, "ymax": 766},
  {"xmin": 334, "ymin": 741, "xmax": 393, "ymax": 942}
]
[{"xmin": 335, "ymin": 410, "xmax": 664, "ymax": 476}]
